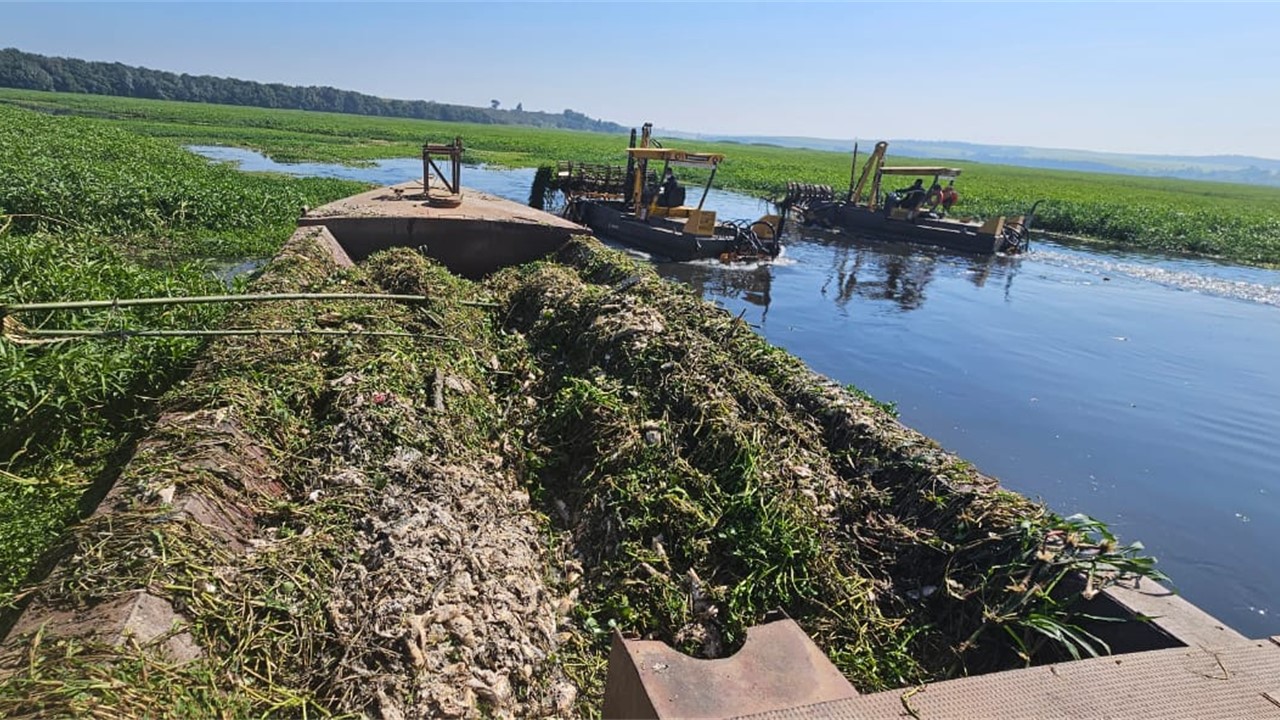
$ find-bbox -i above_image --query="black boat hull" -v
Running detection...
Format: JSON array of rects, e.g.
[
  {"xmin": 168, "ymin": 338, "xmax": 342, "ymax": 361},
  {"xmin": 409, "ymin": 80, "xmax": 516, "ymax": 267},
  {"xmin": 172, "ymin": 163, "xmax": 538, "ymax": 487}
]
[
  {"xmin": 576, "ymin": 200, "xmax": 750, "ymax": 261},
  {"xmin": 822, "ymin": 205, "xmax": 1005, "ymax": 254}
]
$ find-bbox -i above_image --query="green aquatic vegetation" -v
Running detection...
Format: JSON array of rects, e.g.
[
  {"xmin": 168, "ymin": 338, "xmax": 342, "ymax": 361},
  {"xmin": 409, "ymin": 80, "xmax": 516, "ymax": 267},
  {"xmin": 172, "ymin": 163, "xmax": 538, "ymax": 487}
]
[
  {"xmin": 983, "ymin": 512, "xmax": 1164, "ymax": 663},
  {"xmin": 487, "ymin": 239, "xmax": 1167, "ymax": 708},
  {"xmin": 0, "ymin": 103, "xmax": 367, "ymax": 257},
  {"xmin": 0, "ymin": 105, "xmax": 368, "ymax": 606},
  {"xmin": 5, "ymin": 88, "xmax": 1279, "ymax": 265},
  {"xmin": 1, "ymin": 236, "xmax": 1168, "ymax": 717},
  {"xmin": 1, "ymin": 240, "xmax": 567, "ymax": 718},
  {"xmin": 0, "ymin": 231, "xmax": 231, "ymax": 603}
]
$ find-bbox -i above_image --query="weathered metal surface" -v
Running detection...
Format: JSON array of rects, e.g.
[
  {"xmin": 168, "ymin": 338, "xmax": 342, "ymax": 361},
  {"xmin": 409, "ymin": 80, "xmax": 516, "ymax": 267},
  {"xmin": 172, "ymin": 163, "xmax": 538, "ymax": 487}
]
[
  {"xmin": 598, "ymin": 572, "xmax": 1264, "ymax": 719},
  {"xmin": 601, "ymin": 617, "xmax": 858, "ymax": 719},
  {"xmin": 301, "ymin": 181, "xmax": 585, "ymax": 278},
  {"xmin": 1099, "ymin": 576, "xmax": 1250, "ymax": 651},
  {"xmin": 3, "ymin": 590, "xmax": 201, "ymax": 669},
  {"xmin": 739, "ymin": 637, "xmax": 1280, "ymax": 719}
]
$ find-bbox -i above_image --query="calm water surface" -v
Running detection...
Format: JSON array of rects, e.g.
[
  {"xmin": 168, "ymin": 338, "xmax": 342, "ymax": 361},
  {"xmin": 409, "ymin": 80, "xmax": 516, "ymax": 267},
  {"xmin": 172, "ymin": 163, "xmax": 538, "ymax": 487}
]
[{"xmin": 193, "ymin": 146, "xmax": 1280, "ymax": 639}]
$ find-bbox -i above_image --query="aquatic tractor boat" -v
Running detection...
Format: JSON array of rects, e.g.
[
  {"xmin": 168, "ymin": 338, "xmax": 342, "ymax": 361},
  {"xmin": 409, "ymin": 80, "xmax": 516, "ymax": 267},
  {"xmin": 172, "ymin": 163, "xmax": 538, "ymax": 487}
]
[
  {"xmin": 538, "ymin": 123, "xmax": 783, "ymax": 262},
  {"xmin": 779, "ymin": 141, "xmax": 1040, "ymax": 255}
]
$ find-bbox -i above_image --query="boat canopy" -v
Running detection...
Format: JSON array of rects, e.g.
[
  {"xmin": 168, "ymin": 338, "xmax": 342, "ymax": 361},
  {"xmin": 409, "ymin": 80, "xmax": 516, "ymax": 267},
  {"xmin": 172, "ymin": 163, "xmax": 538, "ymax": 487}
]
[
  {"xmin": 879, "ymin": 166, "xmax": 962, "ymax": 177},
  {"xmin": 627, "ymin": 148, "xmax": 724, "ymax": 168}
]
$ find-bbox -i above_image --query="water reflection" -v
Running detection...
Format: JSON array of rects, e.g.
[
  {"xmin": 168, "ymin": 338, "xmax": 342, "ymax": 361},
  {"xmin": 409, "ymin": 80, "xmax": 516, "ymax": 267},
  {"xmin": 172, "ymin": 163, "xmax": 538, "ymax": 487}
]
[
  {"xmin": 808, "ymin": 231, "xmax": 1022, "ymax": 311},
  {"xmin": 658, "ymin": 260, "xmax": 775, "ymax": 318},
  {"xmin": 821, "ymin": 242, "xmax": 936, "ymax": 312},
  {"xmin": 654, "ymin": 230, "xmax": 1027, "ymax": 319}
]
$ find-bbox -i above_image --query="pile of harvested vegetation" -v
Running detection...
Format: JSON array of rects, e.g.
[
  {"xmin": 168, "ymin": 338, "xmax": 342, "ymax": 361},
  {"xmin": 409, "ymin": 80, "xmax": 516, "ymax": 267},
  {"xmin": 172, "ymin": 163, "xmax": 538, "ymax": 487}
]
[
  {"xmin": 488, "ymin": 238, "xmax": 1163, "ymax": 709},
  {"xmin": 0, "ymin": 234, "xmax": 1161, "ymax": 718},
  {"xmin": 0, "ymin": 234, "xmax": 569, "ymax": 719}
]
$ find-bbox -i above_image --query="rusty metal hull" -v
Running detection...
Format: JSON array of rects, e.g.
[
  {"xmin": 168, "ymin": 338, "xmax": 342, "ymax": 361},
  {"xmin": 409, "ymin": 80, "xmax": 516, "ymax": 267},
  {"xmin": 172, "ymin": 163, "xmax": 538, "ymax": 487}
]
[
  {"xmin": 600, "ymin": 580, "xmax": 1267, "ymax": 719},
  {"xmin": 602, "ymin": 617, "xmax": 859, "ymax": 719}
]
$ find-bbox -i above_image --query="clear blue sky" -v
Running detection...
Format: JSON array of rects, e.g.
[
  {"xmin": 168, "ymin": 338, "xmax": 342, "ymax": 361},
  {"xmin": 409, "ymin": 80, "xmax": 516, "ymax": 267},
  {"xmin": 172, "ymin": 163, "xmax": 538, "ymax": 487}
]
[{"xmin": 4, "ymin": 2, "xmax": 1278, "ymax": 158}]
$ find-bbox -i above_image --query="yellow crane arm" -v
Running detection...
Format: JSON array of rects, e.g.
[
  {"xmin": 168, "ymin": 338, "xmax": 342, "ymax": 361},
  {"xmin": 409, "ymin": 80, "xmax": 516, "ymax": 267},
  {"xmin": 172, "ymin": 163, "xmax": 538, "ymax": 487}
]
[{"xmin": 851, "ymin": 142, "xmax": 888, "ymax": 209}]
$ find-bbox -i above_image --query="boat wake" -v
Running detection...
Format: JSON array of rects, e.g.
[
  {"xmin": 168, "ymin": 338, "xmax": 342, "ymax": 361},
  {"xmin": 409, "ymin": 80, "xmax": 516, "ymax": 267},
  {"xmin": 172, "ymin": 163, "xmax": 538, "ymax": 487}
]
[
  {"xmin": 676, "ymin": 246, "xmax": 794, "ymax": 272},
  {"xmin": 1031, "ymin": 248, "xmax": 1280, "ymax": 308}
]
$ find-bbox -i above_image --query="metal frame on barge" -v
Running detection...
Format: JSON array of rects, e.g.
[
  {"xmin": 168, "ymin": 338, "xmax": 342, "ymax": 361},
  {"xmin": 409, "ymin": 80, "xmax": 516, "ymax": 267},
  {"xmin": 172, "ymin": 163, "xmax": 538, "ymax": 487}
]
[{"xmin": 295, "ymin": 138, "xmax": 585, "ymax": 278}]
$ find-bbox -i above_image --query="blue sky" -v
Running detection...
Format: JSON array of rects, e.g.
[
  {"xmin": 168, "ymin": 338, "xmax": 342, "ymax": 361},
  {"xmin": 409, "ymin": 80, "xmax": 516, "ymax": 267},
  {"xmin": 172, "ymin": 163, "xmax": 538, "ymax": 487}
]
[{"xmin": 4, "ymin": 2, "xmax": 1278, "ymax": 158}]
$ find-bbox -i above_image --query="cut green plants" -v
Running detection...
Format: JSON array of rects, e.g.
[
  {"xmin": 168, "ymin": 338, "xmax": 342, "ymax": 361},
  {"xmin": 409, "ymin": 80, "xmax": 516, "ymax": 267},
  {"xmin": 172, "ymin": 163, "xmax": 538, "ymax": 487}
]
[{"xmin": 0, "ymin": 234, "xmax": 1167, "ymax": 718}]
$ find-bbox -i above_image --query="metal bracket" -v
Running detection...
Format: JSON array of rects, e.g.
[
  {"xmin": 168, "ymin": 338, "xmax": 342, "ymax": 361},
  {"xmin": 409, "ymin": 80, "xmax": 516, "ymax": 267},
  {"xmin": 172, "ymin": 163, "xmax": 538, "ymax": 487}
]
[{"xmin": 423, "ymin": 136, "xmax": 463, "ymax": 197}]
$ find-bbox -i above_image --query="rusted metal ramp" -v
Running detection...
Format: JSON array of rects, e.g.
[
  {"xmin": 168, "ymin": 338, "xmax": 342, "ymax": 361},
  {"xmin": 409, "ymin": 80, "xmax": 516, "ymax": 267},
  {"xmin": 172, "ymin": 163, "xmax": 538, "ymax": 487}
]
[
  {"xmin": 605, "ymin": 608, "xmax": 1280, "ymax": 719},
  {"xmin": 742, "ymin": 636, "xmax": 1280, "ymax": 719}
]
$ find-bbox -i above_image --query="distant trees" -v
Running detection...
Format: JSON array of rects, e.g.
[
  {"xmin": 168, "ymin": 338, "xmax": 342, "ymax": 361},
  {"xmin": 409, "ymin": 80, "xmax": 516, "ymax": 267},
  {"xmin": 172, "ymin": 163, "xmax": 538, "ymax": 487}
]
[{"xmin": 0, "ymin": 48, "xmax": 626, "ymax": 133}]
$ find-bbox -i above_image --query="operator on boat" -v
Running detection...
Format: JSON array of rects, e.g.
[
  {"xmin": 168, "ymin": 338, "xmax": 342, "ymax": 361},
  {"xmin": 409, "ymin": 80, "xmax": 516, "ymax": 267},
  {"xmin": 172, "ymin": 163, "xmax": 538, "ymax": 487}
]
[
  {"xmin": 896, "ymin": 180, "xmax": 926, "ymax": 206},
  {"xmin": 896, "ymin": 179, "xmax": 927, "ymax": 212},
  {"xmin": 940, "ymin": 180, "xmax": 959, "ymax": 215},
  {"xmin": 639, "ymin": 170, "xmax": 660, "ymax": 218},
  {"xmin": 925, "ymin": 181, "xmax": 944, "ymax": 213},
  {"xmin": 658, "ymin": 168, "xmax": 684, "ymax": 208}
]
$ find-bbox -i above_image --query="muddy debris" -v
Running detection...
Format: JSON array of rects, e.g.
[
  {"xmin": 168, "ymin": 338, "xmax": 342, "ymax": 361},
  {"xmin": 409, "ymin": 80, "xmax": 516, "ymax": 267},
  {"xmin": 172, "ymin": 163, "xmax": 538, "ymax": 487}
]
[
  {"xmin": 312, "ymin": 249, "xmax": 568, "ymax": 718},
  {"xmin": 328, "ymin": 458, "xmax": 564, "ymax": 718}
]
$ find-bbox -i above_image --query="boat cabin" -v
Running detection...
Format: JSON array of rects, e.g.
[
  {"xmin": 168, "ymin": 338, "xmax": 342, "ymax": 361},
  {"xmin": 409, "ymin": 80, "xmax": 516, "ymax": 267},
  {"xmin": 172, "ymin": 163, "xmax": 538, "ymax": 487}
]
[
  {"xmin": 626, "ymin": 147, "xmax": 726, "ymax": 237},
  {"xmin": 875, "ymin": 166, "xmax": 962, "ymax": 220}
]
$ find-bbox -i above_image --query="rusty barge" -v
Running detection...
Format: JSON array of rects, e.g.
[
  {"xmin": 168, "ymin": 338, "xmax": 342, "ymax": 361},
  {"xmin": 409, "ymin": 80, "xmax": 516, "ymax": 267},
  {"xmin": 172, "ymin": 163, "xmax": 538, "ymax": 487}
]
[{"xmin": 294, "ymin": 137, "xmax": 585, "ymax": 278}]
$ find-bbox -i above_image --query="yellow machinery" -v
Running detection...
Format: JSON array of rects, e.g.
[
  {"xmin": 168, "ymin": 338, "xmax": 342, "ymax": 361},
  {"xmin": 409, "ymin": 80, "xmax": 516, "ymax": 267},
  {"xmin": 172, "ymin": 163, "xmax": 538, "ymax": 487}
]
[
  {"xmin": 781, "ymin": 140, "xmax": 1038, "ymax": 254},
  {"xmin": 551, "ymin": 121, "xmax": 784, "ymax": 256},
  {"xmin": 849, "ymin": 141, "xmax": 888, "ymax": 210},
  {"xmin": 627, "ymin": 142, "xmax": 727, "ymax": 236}
]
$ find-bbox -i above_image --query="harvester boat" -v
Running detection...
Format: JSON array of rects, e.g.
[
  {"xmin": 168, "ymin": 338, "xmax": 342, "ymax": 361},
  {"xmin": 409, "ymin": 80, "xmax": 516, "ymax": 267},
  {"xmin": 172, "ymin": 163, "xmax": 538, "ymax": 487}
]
[
  {"xmin": 779, "ymin": 141, "xmax": 1039, "ymax": 255},
  {"xmin": 536, "ymin": 123, "xmax": 783, "ymax": 262}
]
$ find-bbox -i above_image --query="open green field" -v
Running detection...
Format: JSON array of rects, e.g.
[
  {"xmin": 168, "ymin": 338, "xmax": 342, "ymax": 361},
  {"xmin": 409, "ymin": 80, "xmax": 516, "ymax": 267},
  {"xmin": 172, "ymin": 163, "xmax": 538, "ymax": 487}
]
[
  {"xmin": 5, "ymin": 88, "xmax": 1280, "ymax": 266},
  {"xmin": 0, "ymin": 104, "xmax": 368, "ymax": 605}
]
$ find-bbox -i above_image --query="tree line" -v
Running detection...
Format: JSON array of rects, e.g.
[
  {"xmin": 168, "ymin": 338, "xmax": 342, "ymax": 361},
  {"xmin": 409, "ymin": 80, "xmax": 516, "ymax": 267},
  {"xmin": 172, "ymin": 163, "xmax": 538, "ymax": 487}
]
[{"xmin": 0, "ymin": 48, "xmax": 626, "ymax": 133}]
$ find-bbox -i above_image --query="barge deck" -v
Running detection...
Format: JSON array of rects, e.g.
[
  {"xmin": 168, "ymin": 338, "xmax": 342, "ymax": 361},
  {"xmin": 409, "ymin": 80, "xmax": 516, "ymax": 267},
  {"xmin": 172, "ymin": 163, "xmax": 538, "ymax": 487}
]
[{"xmin": 300, "ymin": 179, "xmax": 585, "ymax": 277}]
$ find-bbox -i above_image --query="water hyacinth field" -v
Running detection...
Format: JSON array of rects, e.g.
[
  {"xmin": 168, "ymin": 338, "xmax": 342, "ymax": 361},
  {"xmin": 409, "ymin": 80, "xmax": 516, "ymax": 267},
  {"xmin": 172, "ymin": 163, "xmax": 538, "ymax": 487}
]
[
  {"xmin": 0, "ymin": 104, "xmax": 368, "ymax": 602},
  {"xmin": 5, "ymin": 88, "xmax": 1280, "ymax": 266},
  {"xmin": 0, "ymin": 103, "xmax": 367, "ymax": 257}
]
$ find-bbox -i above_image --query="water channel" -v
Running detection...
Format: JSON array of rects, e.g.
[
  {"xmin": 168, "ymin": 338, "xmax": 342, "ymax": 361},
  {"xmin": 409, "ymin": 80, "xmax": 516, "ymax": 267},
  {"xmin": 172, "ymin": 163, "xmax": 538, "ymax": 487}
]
[{"xmin": 192, "ymin": 146, "xmax": 1280, "ymax": 639}]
